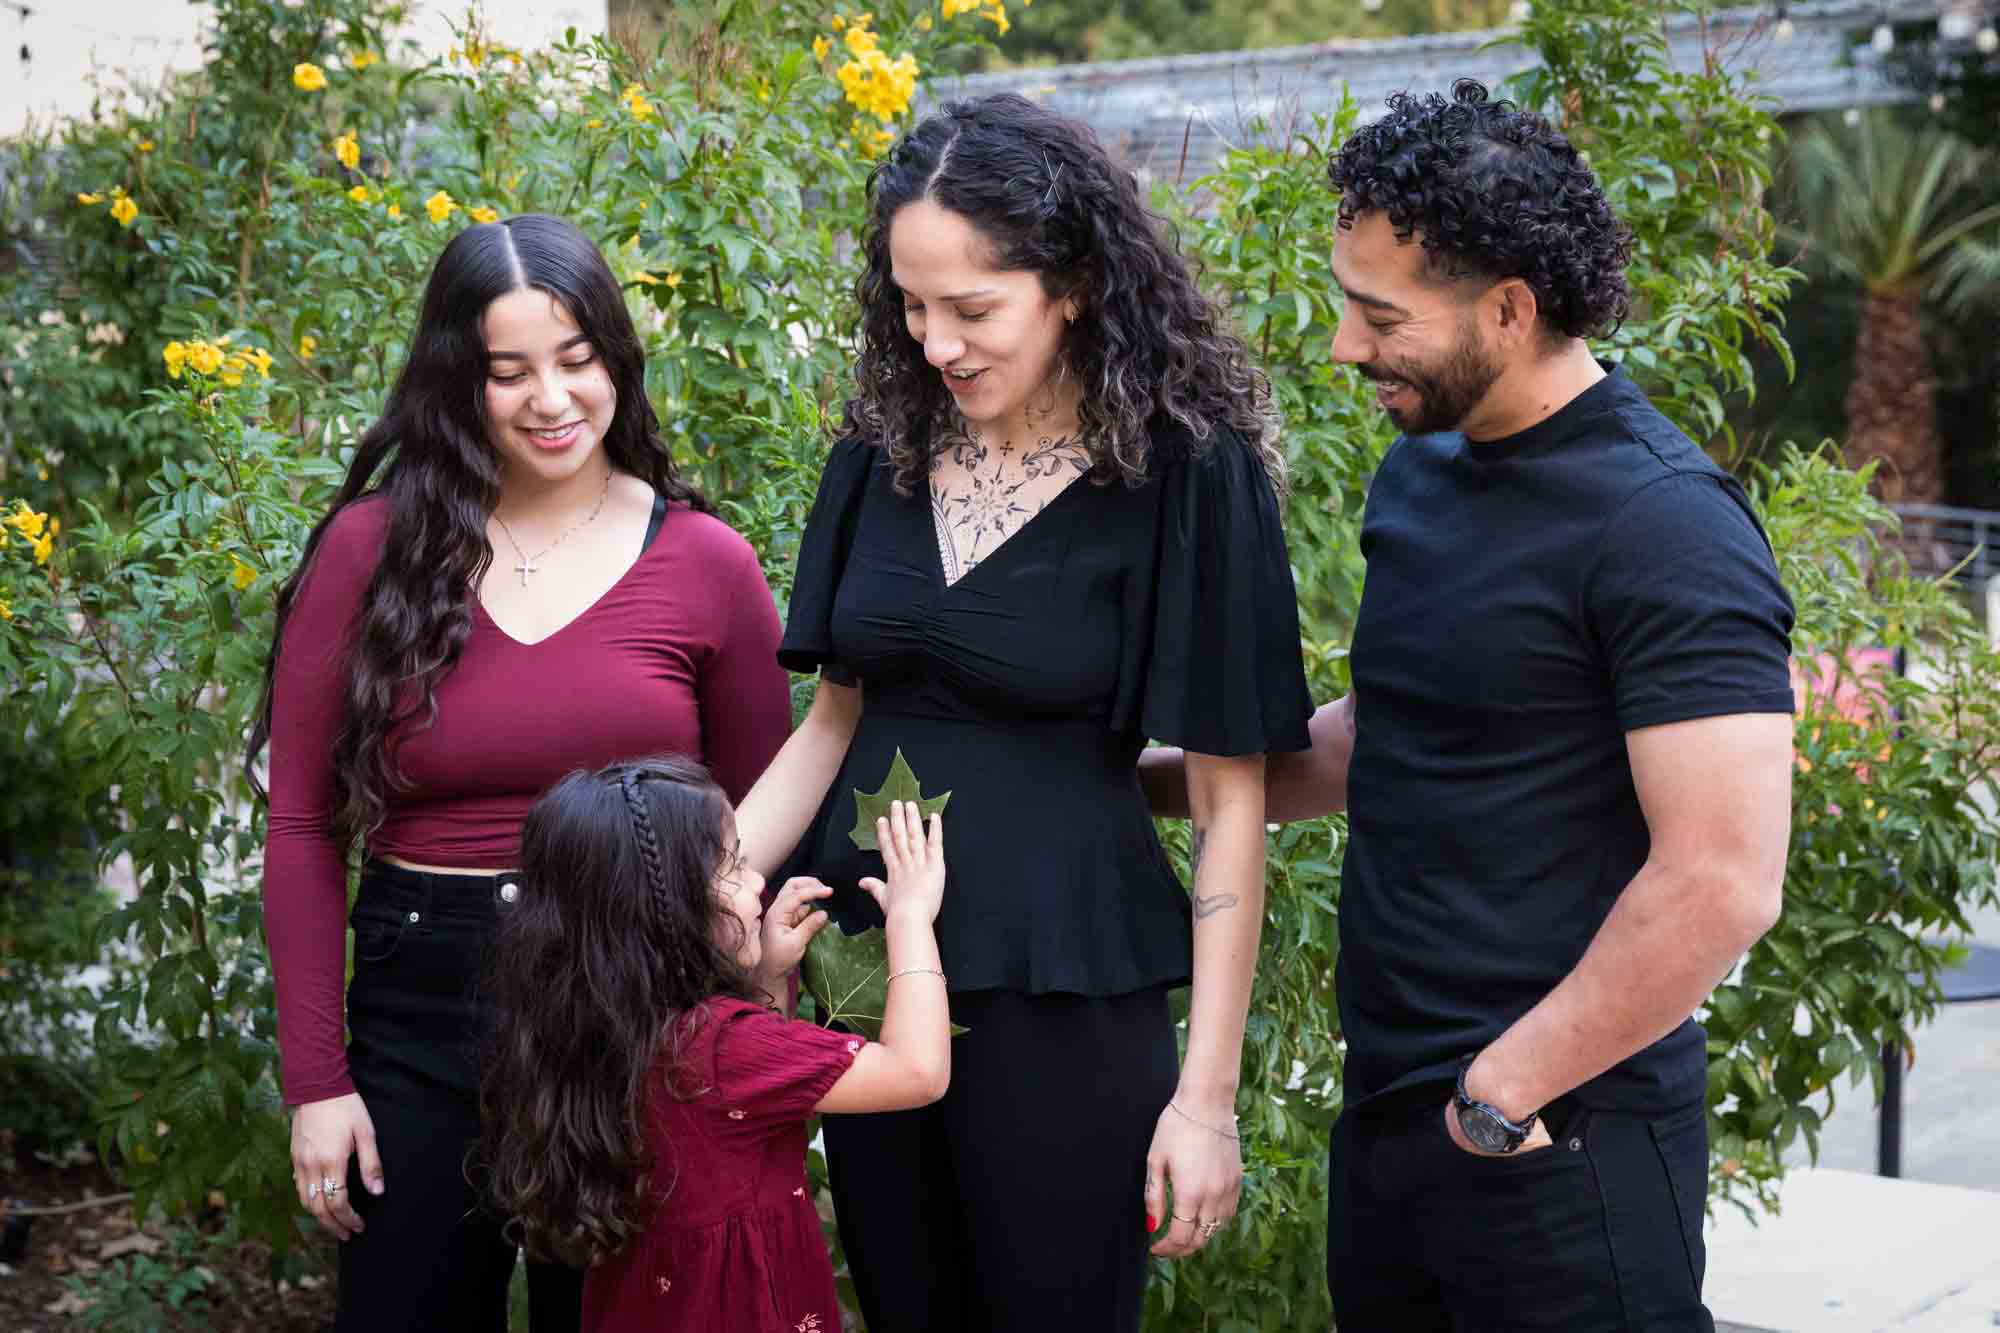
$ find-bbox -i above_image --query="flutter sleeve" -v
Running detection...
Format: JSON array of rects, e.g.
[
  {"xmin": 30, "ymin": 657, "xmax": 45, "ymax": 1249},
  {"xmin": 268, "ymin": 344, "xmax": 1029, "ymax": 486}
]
[
  {"xmin": 711, "ymin": 1000, "xmax": 865, "ymax": 1128},
  {"xmin": 1118, "ymin": 431, "xmax": 1314, "ymax": 757},
  {"xmin": 776, "ymin": 437, "xmax": 876, "ymax": 688}
]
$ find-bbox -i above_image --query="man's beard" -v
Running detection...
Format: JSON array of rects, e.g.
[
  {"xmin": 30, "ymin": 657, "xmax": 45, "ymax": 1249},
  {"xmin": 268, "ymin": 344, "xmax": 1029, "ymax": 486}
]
[{"xmin": 1359, "ymin": 318, "xmax": 1502, "ymax": 435}]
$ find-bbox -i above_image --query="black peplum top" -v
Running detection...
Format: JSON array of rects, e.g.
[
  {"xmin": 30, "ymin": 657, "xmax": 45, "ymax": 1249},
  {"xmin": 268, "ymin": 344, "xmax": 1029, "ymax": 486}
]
[{"xmin": 776, "ymin": 424, "xmax": 1313, "ymax": 997}]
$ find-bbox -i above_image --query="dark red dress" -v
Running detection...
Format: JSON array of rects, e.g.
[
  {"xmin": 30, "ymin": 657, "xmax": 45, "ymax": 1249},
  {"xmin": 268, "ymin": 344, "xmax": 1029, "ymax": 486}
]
[{"xmin": 583, "ymin": 998, "xmax": 865, "ymax": 1333}]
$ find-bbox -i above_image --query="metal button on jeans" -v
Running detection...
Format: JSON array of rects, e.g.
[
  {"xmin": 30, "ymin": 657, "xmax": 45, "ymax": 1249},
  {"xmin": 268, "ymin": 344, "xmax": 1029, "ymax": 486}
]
[
  {"xmin": 499, "ymin": 882, "xmax": 519, "ymax": 904},
  {"xmin": 1568, "ymin": 1137, "xmax": 1583, "ymax": 1152},
  {"xmin": 406, "ymin": 911, "xmax": 421, "ymax": 924}
]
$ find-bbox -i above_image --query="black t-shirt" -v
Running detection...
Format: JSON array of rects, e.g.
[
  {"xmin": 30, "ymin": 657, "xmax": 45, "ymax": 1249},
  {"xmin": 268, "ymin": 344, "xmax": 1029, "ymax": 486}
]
[
  {"xmin": 1339, "ymin": 366, "xmax": 1796, "ymax": 1114},
  {"xmin": 778, "ymin": 425, "xmax": 1312, "ymax": 996}
]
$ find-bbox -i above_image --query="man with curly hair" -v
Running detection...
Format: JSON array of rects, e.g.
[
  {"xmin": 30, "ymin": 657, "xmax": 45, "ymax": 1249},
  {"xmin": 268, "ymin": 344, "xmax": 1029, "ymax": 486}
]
[
  {"xmin": 1317, "ymin": 77, "xmax": 1797, "ymax": 1329},
  {"xmin": 1149, "ymin": 78, "xmax": 1796, "ymax": 1327}
]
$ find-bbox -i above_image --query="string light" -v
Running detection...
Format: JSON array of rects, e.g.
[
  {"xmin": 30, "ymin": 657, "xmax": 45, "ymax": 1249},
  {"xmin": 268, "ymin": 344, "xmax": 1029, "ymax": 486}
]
[
  {"xmin": 1937, "ymin": 8, "xmax": 1976, "ymax": 41},
  {"xmin": 1871, "ymin": 21, "xmax": 1895, "ymax": 53},
  {"xmin": 1977, "ymin": 25, "xmax": 1999, "ymax": 53}
]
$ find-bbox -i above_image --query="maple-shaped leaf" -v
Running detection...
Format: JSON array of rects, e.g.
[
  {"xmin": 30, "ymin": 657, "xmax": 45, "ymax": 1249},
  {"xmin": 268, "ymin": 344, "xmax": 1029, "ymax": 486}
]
[
  {"xmin": 848, "ymin": 748, "xmax": 951, "ymax": 851},
  {"xmin": 801, "ymin": 924, "xmax": 969, "ymax": 1041}
]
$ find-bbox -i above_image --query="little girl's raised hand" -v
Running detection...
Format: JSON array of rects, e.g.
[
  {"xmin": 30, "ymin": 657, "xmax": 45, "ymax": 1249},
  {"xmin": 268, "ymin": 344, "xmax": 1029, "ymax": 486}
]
[{"xmin": 858, "ymin": 799, "xmax": 946, "ymax": 923}]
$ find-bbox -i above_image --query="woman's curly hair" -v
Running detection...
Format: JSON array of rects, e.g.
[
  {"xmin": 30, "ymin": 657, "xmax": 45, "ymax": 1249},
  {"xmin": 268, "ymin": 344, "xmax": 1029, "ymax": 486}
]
[
  {"xmin": 842, "ymin": 92, "xmax": 1282, "ymax": 496},
  {"xmin": 1326, "ymin": 79, "xmax": 1633, "ymax": 340},
  {"xmin": 480, "ymin": 757, "xmax": 754, "ymax": 1268}
]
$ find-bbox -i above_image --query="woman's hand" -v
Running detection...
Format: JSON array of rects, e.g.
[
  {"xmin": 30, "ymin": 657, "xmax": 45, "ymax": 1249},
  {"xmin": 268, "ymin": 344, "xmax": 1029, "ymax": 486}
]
[
  {"xmin": 291, "ymin": 1092, "xmax": 383, "ymax": 1241},
  {"xmin": 753, "ymin": 877, "xmax": 834, "ymax": 1001},
  {"xmin": 1143, "ymin": 1096, "xmax": 1242, "ymax": 1258}
]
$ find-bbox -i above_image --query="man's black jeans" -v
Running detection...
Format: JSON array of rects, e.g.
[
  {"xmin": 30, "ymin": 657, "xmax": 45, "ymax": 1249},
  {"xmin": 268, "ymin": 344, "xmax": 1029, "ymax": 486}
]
[
  {"xmin": 333, "ymin": 861, "xmax": 583, "ymax": 1332},
  {"xmin": 1327, "ymin": 1083, "xmax": 1715, "ymax": 1332}
]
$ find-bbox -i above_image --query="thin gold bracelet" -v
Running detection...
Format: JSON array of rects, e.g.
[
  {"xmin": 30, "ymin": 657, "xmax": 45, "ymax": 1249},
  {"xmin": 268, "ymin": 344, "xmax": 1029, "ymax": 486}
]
[
  {"xmin": 1168, "ymin": 1099, "xmax": 1241, "ymax": 1141},
  {"xmin": 886, "ymin": 966, "xmax": 947, "ymax": 984}
]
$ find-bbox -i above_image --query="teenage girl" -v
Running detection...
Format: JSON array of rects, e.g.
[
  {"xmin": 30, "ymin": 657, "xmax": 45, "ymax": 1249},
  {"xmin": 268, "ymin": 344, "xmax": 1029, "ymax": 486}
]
[{"xmin": 480, "ymin": 759, "xmax": 950, "ymax": 1333}]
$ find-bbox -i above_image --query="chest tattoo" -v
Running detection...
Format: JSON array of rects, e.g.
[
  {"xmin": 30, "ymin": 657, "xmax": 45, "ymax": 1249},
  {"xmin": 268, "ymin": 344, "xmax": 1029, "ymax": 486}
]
[{"xmin": 929, "ymin": 430, "xmax": 1091, "ymax": 586}]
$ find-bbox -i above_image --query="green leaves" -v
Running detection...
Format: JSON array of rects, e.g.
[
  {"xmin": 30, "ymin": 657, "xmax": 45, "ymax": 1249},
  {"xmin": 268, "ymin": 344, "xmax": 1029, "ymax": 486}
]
[
  {"xmin": 800, "ymin": 923, "xmax": 893, "ymax": 1041},
  {"xmin": 848, "ymin": 748, "xmax": 951, "ymax": 852}
]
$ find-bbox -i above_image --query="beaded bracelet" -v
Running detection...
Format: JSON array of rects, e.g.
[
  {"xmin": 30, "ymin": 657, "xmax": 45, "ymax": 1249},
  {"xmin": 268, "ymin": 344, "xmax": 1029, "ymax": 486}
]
[{"xmin": 1168, "ymin": 1099, "xmax": 1241, "ymax": 1141}]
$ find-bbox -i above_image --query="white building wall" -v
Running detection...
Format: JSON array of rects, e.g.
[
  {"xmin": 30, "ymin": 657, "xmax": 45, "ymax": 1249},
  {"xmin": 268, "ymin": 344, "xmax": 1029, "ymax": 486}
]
[{"xmin": 2, "ymin": 0, "xmax": 607, "ymax": 139}]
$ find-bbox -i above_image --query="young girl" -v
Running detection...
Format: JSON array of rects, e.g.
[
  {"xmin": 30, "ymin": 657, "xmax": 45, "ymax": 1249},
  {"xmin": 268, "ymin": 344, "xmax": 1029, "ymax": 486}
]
[{"xmin": 481, "ymin": 757, "xmax": 950, "ymax": 1333}]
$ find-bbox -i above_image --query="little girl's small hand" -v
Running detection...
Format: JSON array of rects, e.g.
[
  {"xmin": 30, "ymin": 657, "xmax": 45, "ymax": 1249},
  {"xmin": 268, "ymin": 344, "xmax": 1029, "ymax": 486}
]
[
  {"xmin": 759, "ymin": 877, "xmax": 833, "ymax": 976},
  {"xmin": 858, "ymin": 800, "xmax": 946, "ymax": 924}
]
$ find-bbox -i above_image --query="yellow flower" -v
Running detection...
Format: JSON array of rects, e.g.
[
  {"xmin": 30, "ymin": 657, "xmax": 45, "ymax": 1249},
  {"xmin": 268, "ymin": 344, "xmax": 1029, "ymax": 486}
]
[
  {"xmin": 386, "ymin": 203, "xmax": 402, "ymax": 220},
  {"xmin": 665, "ymin": 271, "xmax": 682, "ymax": 289},
  {"xmin": 506, "ymin": 50, "xmax": 524, "ymax": 67},
  {"xmin": 587, "ymin": 117, "xmax": 604, "ymax": 129},
  {"xmin": 620, "ymin": 83, "xmax": 655, "ymax": 121},
  {"xmin": 844, "ymin": 24, "xmax": 879, "ymax": 55},
  {"xmin": 981, "ymin": 2, "xmax": 1010, "ymax": 36},
  {"xmin": 77, "ymin": 191, "xmax": 104, "ymax": 205},
  {"xmin": 221, "ymin": 370, "xmax": 244, "ymax": 387},
  {"xmin": 138, "ymin": 139, "xmax": 156, "ymax": 153},
  {"xmin": 469, "ymin": 205, "xmax": 500, "ymax": 224},
  {"xmin": 831, "ymin": 12, "xmax": 846, "ymax": 29},
  {"xmin": 293, "ymin": 62, "xmax": 328, "ymax": 92},
  {"xmin": 6, "ymin": 503, "xmax": 47, "ymax": 540},
  {"xmin": 349, "ymin": 49, "xmax": 380, "ymax": 70},
  {"xmin": 348, "ymin": 184, "xmax": 371, "ymax": 203},
  {"xmin": 298, "ymin": 335, "xmax": 318, "ymax": 360},
  {"xmin": 245, "ymin": 347, "xmax": 274, "ymax": 377},
  {"xmin": 230, "ymin": 557, "xmax": 257, "ymax": 590},
  {"xmin": 163, "ymin": 340, "xmax": 188, "ymax": 378},
  {"xmin": 111, "ymin": 196, "xmax": 138, "ymax": 226},
  {"xmin": 0, "ymin": 599, "xmax": 11, "ymax": 621},
  {"xmin": 633, "ymin": 271, "xmax": 660, "ymax": 286},
  {"xmin": 425, "ymin": 190, "xmax": 457, "ymax": 224},
  {"xmin": 31, "ymin": 530, "xmax": 53, "ymax": 566},
  {"xmin": 813, "ymin": 34, "xmax": 831, "ymax": 59},
  {"xmin": 942, "ymin": 0, "xmax": 980, "ymax": 16},
  {"xmin": 917, "ymin": 14, "xmax": 933, "ymax": 29},
  {"xmin": 187, "ymin": 341, "xmax": 224, "ymax": 375},
  {"xmin": 837, "ymin": 48, "xmax": 920, "ymax": 123},
  {"xmin": 334, "ymin": 131, "xmax": 360, "ymax": 170}
]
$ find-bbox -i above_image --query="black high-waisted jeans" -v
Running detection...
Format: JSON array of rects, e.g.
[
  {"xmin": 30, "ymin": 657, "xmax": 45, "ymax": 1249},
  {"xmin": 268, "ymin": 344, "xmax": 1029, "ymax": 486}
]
[{"xmin": 333, "ymin": 861, "xmax": 583, "ymax": 1333}]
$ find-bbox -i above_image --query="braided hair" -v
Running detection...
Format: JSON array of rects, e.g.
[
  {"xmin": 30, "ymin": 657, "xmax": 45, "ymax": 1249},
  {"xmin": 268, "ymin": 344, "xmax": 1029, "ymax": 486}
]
[{"xmin": 480, "ymin": 756, "xmax": 754, "ymax": 1267}]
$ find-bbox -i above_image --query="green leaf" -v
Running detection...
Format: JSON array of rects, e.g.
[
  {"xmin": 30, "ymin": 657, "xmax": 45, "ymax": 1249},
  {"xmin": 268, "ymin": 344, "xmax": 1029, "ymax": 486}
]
[
  {"xmin": 800, "ymin": 924, "xmax": 968, "ymax": 1041},
  {"xmin": 848, "ymin": 748, "xmax": 950, "ymax": 851}
]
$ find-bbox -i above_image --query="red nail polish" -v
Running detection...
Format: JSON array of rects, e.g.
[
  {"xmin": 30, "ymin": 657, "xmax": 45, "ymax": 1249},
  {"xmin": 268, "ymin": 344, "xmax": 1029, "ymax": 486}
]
[{"xmin": 1145, "ymin": 1213, "xmax": 1156, "ymax": 1232}]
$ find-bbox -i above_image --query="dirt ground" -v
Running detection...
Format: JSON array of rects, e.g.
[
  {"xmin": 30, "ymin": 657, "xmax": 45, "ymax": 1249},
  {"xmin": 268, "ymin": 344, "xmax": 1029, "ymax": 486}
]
[{"xmin": 0, "ymin": 1149, "xmax": 338, "ymax": 1331}]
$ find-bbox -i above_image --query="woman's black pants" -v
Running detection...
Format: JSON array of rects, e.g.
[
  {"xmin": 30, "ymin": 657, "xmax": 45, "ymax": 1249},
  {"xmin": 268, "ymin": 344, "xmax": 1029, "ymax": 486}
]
[
  {"xmin": 333, "ymin": 862, "xmax": 583, "ymax": 1333},
  {"xmin": 822, "ymin": 986, "xmax": 1180, "ymax": 1333}
]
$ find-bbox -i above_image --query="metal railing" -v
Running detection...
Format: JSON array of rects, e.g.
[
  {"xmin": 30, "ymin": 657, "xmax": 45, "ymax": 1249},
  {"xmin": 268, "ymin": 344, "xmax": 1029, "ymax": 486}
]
[{"xmin": 1889, "ymin": 503, "xmax": 1999, "ymax": 586}]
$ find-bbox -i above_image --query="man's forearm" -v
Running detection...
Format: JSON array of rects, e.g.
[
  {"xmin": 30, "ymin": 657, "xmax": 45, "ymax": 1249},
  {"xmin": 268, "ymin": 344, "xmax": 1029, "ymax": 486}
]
[
  {"xmin": 1465, "ymin": 857, "xmax": 1780, "ymax": 1121},
  {"xmin": 1139, "ymin": 695, "xmax": 1356, "ymax": 823}
]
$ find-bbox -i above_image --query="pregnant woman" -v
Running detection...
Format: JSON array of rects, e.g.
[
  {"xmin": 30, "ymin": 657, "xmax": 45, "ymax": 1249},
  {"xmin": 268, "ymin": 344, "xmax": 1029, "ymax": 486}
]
[{"xmin": 771, "ymin": 93, "xmax": 1313, "ymax": 1330}]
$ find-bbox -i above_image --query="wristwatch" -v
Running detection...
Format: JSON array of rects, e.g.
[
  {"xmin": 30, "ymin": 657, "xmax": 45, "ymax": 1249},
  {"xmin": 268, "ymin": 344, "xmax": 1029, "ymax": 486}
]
[{"xmin": 1453, "ymin": 1055, "xmax": 1537, "ymax": 1154}]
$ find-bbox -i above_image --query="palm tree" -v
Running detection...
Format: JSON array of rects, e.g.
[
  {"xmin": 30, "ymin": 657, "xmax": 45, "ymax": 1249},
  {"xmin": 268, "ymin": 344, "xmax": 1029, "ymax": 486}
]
[{"xmin": 1788, "ymin": 112, "xmax": 2000, "ymax": 504}]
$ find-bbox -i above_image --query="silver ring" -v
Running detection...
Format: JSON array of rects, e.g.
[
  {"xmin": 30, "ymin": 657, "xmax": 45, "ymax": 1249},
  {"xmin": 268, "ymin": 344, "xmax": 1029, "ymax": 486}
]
[
  {"xmin": 307, "ymin": 1182, "xmax": 321, "ymax": 1200},
  {"xmin": 1171, "ymin": 1213, "xmax": 1197, "ymax": 1224},
  {"xmin": 323, "ymin": 1182, "xmax": 343, "ymax": 1196}
]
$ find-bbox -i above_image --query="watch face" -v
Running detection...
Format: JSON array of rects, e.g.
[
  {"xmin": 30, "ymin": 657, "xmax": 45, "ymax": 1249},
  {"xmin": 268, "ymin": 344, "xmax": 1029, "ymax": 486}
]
[{"xmin": 1458, "ymin": 1104, "xmax": 1512, "ymax": 1154}]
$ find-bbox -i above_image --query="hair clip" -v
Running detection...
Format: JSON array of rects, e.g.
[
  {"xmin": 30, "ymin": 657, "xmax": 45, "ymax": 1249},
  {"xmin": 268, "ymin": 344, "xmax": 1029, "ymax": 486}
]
[{"xmin": 1043, "ymin": 151, "xmax": 1064, "ymax": 208}]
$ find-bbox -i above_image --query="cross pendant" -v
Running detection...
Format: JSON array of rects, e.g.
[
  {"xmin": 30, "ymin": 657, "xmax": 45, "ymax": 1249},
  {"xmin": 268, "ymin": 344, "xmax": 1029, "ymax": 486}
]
[{"xmin": 514, "ymin": 556, "xmax": 538, "ymax": 585}]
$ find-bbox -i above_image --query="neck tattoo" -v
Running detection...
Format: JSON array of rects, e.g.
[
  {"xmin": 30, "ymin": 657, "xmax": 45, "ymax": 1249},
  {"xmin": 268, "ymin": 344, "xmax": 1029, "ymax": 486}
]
[{"xmin": 493, "ymin": 469, "xmax": 612, "ymax": 586}]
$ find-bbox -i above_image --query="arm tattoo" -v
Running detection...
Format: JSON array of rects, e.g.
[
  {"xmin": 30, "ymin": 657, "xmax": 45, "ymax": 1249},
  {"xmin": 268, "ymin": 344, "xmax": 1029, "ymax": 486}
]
[{"xmin": 1190, "ymin": 828, "xmax": 1239, "ymax": 919}]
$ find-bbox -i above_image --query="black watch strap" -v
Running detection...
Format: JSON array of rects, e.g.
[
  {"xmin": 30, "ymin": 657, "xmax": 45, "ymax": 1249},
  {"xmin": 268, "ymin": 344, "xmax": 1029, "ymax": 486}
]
[{"xmin": 1454, "ymin": 1055, "xmax": 1538, "ymax": 1154}]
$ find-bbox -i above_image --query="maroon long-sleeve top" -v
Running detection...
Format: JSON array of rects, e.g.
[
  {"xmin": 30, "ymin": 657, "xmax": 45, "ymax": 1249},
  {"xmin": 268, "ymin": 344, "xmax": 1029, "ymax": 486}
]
[{"xmin": 262, "ymin": 494, "xmax": 792, "ymax": 1105}]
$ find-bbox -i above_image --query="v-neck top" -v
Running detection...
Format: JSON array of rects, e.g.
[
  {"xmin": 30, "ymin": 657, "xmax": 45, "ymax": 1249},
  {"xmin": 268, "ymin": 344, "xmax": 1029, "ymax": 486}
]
[
  {"xmin": 263, "ymin": 492, "xmax": 791, "ymax": 1104},
  {"xmin": 778, "ymin": 424, "xmax": 1312, "ymax": 995}
]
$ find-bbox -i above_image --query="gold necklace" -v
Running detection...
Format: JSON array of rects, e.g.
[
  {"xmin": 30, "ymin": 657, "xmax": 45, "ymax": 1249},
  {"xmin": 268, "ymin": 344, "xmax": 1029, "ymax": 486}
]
[{"xmin": 492, "ymin": 469, "xmax": 611, "ymax": 586}]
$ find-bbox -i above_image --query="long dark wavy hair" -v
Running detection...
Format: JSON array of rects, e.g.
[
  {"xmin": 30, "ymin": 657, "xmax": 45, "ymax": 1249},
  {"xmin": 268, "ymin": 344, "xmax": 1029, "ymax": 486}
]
[
  {"xmin": 480, "ymin": 756, "xmax": 755, "ymax": 1267},
  {"xmin": 246, "ymin": 215, "xmax": 706, "ymax": 844},
  {"xmin": 843, "ymin": 92, "xmax": 1282, "ymax": 497},
  {"xmin": 1326, "ymin": 79, "xmax": 1633, "ymax": 340}
]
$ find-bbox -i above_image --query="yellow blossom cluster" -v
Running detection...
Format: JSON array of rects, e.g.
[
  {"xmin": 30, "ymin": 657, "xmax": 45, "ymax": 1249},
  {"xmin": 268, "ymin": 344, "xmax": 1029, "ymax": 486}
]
[
  {"xmin": 3, "ymin": 502, "xmax": 56, "ymax": 567},
  {"xmin": 469, "ymin": 205, "xmax": 501, "ymax": 224},
  {"xmin": 348, "ymin": 184, "xmax": 373, "ymax": 204},
  {"xmin": 163, "ymin": 337, "xmax": 274, "ymax": 388},
  {"xmin": 426, "ymin": 190, "xmax": 458, "ymax": 224},
  {"xmin": 348, "ymin": 49, "xmax": 380, "ymax": 71},
  {"xmin": 77, "ymin": 186, "xmax": 139, "ymax": 228},
  {"xmin": 334, "ymin": 130, "xmax": 360, "ymax": 171},
  {"xmin": 850, "ymin": 116, "xmax": 895, "ymax": 159},
  {"xmin": 294, "ymin": 62, "xmax": 327, "ymax": 92},
  {"xmin": 298, "ymin": 335, "xmax": 318, "ymax": 360},
  {"xmin": 230, "ymin": 556, "xmax": 258, "ymax": 591},
  {"xmin": 449, "ymin": 36, "xmax": 524, "ymax": 70},
  {"xmin": 941, "ymin": 0, "xmax": 1016, "ymax": 33},
  {"xmin": 620, "ymin": 82, "xmax": 656, "ymax": 121},
  {"xmin": 632, "ymin": 270, "xmax": 683, "ymax": 289},
  {"xmin": 835, "ymin": 13, "xmax": 920, "ymax": 127}
]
